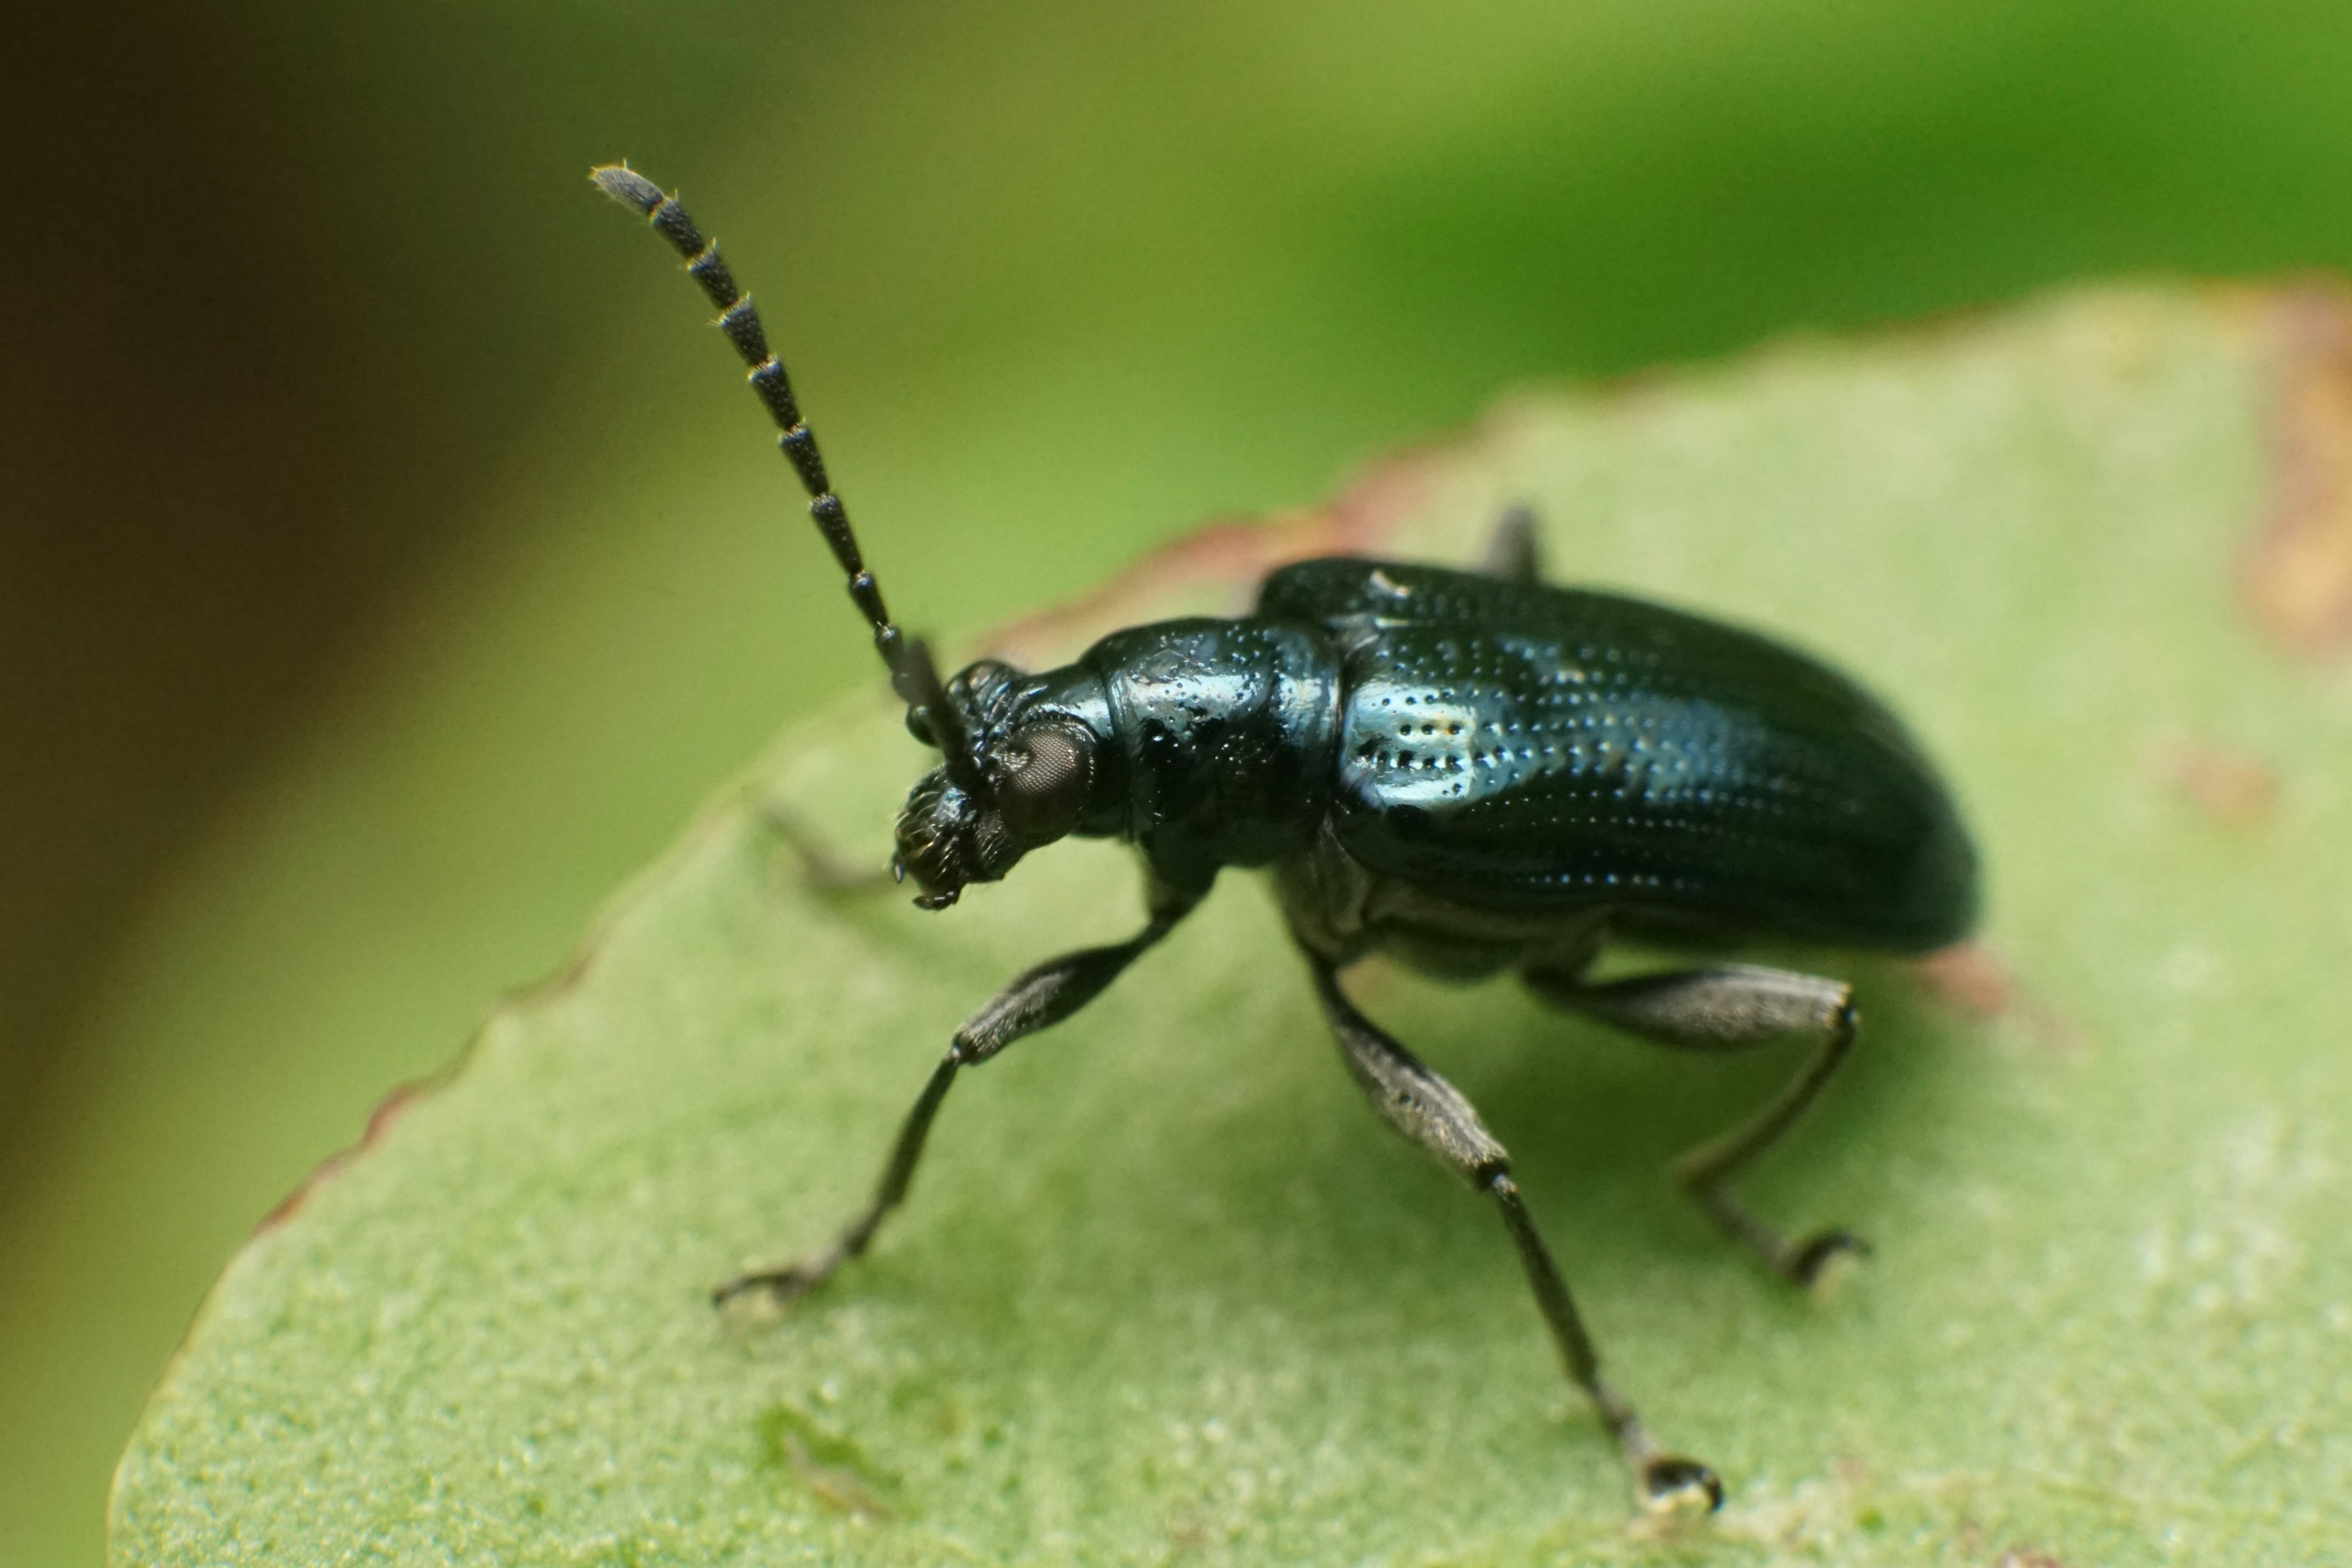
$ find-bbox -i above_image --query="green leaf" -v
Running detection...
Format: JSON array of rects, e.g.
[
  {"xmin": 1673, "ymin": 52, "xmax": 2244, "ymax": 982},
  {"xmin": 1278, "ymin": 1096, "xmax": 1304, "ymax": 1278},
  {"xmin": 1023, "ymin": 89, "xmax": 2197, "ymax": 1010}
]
[{"xmin": 111, "ymin": 286, "xmax": 2352, "ymax": 1564}]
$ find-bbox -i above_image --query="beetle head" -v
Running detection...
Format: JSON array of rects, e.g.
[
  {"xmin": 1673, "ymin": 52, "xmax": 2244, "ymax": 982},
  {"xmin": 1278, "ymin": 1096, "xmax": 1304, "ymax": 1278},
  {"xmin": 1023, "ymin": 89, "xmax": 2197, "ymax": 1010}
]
[{"xmin": 892, "ymin": 660, "xmax": 1098, "ymax": 909}]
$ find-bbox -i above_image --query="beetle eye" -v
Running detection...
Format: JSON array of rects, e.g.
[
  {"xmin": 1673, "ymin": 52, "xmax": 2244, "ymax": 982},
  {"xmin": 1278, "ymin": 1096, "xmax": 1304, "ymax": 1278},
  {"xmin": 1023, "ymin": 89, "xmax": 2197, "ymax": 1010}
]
[
  {"xmin": 993, "ymin": 726, "xmax": 1094, "ymax": 841},
  {"xmin": 905, "ymin": 706, "xmax": 937, "ymax": 746}
]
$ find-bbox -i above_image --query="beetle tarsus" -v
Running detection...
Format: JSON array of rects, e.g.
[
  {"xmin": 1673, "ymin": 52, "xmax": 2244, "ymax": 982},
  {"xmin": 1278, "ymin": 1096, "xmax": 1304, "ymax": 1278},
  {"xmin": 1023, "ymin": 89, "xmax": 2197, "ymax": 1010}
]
[
  {"xmin": 1781, "ymin": 1226, "xmax": 1871, "ymax": 1289},
  {"xmin": 711, "ymin": 1257, "xmax": 834, "ymax": 1308},
  {"xmin": 1638, "ymin": 1455, "xmax": 1725, "ymax": 1514},
  {"xmin": 714, "ymin": 1183, "xmax": 902, "ymax": 1308}
]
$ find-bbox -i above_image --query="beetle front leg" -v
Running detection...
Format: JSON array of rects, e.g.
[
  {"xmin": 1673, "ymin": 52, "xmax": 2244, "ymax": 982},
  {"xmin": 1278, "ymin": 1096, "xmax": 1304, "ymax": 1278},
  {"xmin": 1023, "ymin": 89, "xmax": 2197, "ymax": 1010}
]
[
  {"xmin": 714, "ymin": 889, "xmax": 1200, "ymax": 1307},
  {"xmin": 1477, "ymin": 501, "xmax": 1545, "ymax": 583},
  {"xmin": 760, "ymin": 802, "xmax": 903, "ymax": 896},
  {"xmin": 1524, "ymin": 963, "xmax": 1864, "ymax": 1287},
  {"xmin": 1303, "ymin": 953, "xmax": 1722, "ymax": 1515}
]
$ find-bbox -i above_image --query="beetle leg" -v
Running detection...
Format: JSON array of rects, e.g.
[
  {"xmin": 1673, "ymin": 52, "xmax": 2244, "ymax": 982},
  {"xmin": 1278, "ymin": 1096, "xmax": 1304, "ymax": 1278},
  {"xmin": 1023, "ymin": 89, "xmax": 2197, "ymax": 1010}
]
[
  {"xmin": 1477, "ymin": 501, "xmax": 1545, "ymax": 583},
  {"xmin": 1523, "ymin": 963, "xmax": 1866, "ymax": 1287},
  {"xmin": 1303, "ymin": 954, "xmax": 1722, "ymax": 1515},
  {"xmin": 760, "ymin": 802, "xmax": 902, "ymax": 895},
  {"xmin": 714, "ymin": 888, "xmax": 1200, "ymax": 1308}
]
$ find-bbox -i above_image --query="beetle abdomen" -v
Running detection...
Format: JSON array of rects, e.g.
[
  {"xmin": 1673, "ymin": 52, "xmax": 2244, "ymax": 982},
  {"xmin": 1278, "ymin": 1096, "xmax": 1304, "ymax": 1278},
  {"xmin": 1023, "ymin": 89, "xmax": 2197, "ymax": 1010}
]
[{"xmin": 1264, "ymin": 562, "xmax": 1975, "ymax": 953}]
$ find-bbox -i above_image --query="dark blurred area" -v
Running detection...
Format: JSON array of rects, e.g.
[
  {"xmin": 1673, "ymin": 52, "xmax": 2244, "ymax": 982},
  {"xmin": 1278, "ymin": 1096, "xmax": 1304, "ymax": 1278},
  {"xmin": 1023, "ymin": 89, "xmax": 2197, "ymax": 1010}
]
[
  {"xmin": 9, "ymin": 1, "xmax": 2352, "ymax": 1561},
  {"xmin": 3, "ymin": 7, "xmax": 352, "ymax": 1159},
  {"xmin": 0, "ymin": 4, "xmax": 765, "ymax": 1156}
]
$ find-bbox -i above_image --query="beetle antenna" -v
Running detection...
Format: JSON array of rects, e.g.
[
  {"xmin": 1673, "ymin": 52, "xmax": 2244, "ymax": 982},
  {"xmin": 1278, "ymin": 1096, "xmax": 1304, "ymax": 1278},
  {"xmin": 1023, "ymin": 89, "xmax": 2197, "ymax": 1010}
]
[{"xmin": 591, "ymin": 163, "xmax": 982, "ymax": 790}]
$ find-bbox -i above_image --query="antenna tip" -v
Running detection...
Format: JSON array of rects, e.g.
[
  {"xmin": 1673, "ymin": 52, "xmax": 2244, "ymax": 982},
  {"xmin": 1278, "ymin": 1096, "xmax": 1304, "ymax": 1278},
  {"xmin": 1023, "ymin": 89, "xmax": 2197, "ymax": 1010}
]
[{"xmin": 590, "ymin": 164, "xmax": 665, "ymax": 215}]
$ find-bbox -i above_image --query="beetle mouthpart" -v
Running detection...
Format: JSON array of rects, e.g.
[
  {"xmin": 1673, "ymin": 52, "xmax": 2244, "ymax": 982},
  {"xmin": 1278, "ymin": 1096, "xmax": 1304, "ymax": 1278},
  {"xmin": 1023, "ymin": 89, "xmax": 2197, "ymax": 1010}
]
[
  {"xmin": 893, "ymin": 774, "xmax": 973, "ymax": 905},
  {"xmin": 894, "ymin": 767, "xmax": 1027, "ymax": 909}
]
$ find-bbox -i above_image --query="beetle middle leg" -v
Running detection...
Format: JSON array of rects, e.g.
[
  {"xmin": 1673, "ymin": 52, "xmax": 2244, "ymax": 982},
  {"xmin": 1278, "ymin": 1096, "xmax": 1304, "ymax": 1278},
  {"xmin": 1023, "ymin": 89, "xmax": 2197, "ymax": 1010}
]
[
  {"xmin": 714, "ymin": 885, "xmax": 1200, "ymax": 1306},
  {"xmin": 1303, "ymin": 951, "xmax": 1722, "ymax": 1513},
  {"xmin": 1522, "ymin": 962, "xmax": 1865, "ymax": 1287}
]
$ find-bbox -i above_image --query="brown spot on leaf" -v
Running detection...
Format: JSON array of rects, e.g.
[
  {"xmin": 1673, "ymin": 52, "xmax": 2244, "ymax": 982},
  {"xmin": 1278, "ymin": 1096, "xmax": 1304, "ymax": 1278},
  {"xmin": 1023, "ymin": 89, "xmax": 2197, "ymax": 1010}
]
[
  {"xmin": 782, "ymin": 1438, "xmax": 893, "ymax": 1521},
  {"xmin": 2245, "ymin": 285, "xmax": 2352, "ymax": 657},
  {"xmin": 1996, "ymin": 1549, "xmax": 2067, "ymax": 1568},
  {"xmin": 1912, "ymin": 944, "xmax": 2082, "ymax": 1057},
  {"xmin": 1163, "ymin": 1509, "xmax": 1213, "ymax": 1555},
  {"xmin": 2150, "ymin": 735, "xmax": 2278, "ymax": 825},
  {"xmin": 761, "ymin": 1401, "xmax": 898, "ymax": 1520},
  {"xmin": 1913, "ymin": 943, "xmax": 2014, "ymax": 1019}
]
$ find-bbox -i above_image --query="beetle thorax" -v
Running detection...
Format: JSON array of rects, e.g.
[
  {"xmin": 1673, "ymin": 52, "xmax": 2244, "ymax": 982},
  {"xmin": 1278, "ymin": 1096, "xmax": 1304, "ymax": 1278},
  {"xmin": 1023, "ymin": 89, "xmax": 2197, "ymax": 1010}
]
[{"xmin": 1081, "ymin": 618, "xmax": 1341, "ymax": 884}]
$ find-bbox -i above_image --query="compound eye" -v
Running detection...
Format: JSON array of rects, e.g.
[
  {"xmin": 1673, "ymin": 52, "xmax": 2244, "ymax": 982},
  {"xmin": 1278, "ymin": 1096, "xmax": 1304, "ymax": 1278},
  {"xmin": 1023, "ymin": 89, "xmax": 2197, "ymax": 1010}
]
[
  {"xmin": 994, "ymin": 726, "xmax": 1094, "ymax": 841},
  {"xmin": 905, "ymin": 706, "xmax": 937, "ymax": 747}
]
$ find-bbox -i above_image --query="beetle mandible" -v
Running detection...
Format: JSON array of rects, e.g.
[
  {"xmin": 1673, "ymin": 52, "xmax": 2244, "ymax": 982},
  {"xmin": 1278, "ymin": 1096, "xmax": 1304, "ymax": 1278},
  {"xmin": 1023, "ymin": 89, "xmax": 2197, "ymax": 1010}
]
[{"xmin": 594, "ymin": 164, "xmax": 1978, "ymax": 1513}]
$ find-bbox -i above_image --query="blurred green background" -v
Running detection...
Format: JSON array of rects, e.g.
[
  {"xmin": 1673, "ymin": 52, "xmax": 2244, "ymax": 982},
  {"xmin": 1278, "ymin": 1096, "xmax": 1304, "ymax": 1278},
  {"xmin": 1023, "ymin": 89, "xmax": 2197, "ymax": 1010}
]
[{"xmin": 7, "ymin": 2, "xmax": 2352, "ymax": 1562}]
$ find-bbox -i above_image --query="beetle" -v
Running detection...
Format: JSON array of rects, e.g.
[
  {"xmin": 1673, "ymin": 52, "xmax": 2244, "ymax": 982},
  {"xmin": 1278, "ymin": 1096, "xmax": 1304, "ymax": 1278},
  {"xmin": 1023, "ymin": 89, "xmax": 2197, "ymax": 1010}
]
[{"xmin": 594, "ymin": 164, "xmax": 1978, "ymax": 1513}]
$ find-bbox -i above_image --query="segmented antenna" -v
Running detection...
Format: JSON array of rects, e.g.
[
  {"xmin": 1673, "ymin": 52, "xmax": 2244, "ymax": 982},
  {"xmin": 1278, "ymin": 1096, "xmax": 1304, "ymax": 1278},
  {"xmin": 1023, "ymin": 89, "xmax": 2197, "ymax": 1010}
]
[{"xmin": 590, "ymin": 163, "xmax": 981, "ymax": 790}]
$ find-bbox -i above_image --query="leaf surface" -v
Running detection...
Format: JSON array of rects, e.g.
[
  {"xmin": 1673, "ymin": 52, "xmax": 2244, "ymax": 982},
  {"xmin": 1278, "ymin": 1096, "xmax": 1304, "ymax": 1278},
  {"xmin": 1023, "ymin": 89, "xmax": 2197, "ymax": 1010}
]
[{"xmin": 112, "ymin": 286, "xmax": 2352, "ymax": 1566}]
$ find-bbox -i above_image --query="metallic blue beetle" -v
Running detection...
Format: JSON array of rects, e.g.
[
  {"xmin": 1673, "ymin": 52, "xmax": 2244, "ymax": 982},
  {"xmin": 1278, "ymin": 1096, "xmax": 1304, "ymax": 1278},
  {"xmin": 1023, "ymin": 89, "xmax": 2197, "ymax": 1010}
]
[{"xmin": 598, "ymin": 165, "xmax": 1977, "ymax": 1513}]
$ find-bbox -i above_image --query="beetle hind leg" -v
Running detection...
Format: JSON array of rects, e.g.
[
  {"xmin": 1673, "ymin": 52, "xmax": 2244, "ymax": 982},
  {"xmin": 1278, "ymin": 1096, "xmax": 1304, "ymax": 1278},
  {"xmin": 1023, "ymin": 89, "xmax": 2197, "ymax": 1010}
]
[
  {"xmin": 1303, "ymin": 950, "xmax": 1721, "ymax": 1513},
  {"xmin": 1523, "ymin": 962, "xmax": 1866, "ymax": 1287}
]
